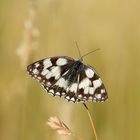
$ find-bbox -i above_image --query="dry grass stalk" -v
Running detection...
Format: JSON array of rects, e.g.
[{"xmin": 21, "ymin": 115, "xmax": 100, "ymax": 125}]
[
  {"xmin": 47, "ymin": 116, "xmax": 72, "ymax": 135},
  {"xmin": 16, "ymin": 1, "xmax": 39, "ymax": 67},
  {"xmin": 47, "ymin": 116, "xmax": 82, "ymax": 140}
]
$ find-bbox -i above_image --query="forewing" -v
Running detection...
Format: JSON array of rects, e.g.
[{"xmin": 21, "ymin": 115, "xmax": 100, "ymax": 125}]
[
  {"xmin": 76, "ymin": 64, "xmax": 108, "ymax": 102},
  {"xmin": 27, "ymin": 56, "xmax": 74, "ymax": 97}
]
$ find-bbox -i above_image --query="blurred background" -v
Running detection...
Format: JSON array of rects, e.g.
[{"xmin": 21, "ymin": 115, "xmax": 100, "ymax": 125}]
[{"xmin": 0, "ymin": 0, "xmax": 140, "ymax": 140}]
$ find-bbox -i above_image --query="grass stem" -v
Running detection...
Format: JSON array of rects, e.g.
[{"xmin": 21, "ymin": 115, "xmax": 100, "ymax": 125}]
[{"xmin": 83, "ymin": 103, "xmax": 98, "ymax": 140}]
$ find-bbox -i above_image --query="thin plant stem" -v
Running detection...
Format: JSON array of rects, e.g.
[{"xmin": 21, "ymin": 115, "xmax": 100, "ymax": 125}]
[{"xmin": 83, "ymin": 103, "xmax": 98, "ymax": 140}]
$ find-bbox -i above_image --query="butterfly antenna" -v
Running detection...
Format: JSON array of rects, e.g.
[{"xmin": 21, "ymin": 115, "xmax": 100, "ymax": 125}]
[
  {"xmin": 81, "ymin": 48, "xmax": 100, "ymax": 59},
  {"xmin": 74, "ymin": 41, "xmax": 83, "ymax": 60}
]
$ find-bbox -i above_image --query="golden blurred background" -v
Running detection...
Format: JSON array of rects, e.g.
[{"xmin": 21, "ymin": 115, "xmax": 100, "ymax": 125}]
[{"xmin": 0, "ymin": 0, "xmax": 140, "ymax": 140}]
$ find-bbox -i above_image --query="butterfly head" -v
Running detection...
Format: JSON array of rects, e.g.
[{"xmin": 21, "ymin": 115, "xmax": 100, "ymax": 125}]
[{"xmin": 73, "ymin": 60, "xmax": 84, "ymax": 71}]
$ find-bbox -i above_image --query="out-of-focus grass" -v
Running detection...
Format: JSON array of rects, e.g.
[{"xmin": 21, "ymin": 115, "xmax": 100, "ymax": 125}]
[{"xmin": 0, "ymin": 0, "xmax": 140, "ymax": 140}]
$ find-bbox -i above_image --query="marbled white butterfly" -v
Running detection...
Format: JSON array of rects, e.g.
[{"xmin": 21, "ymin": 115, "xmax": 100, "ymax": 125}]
[{"xmin": 27, "ymin": 49, "xmax": 108, "ymax": 103}]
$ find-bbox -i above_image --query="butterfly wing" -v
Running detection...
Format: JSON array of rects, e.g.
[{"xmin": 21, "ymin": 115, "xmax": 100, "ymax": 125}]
[
  {"xmin": 78, "ymin": 64, "xmax": 108, "ymax": 102},
  {"xmin": 64, "ymin": 64, "xmax": 108, "ymax": 103},
  {"xmin": 27, "ymin": 56, "xmax": 108, "ymax": 103},
  {"xmin": 27, "ymin": 56, "xmax": 75, "ymax": 97}
]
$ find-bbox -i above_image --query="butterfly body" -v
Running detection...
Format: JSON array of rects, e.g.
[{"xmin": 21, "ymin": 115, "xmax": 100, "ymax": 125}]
[
  {"xmin": 63, "ymin": 60, "xmax": 83, "ymax": 83},
  {"xmin": 27, "ymin": 56, "xmax": 108, "ymax": 103}
]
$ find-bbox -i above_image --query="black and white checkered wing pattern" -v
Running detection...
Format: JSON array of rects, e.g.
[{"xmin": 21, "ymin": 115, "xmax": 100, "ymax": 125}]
[
  {"xmin": 27, "ymin": 56, "xmax": 108, "ymax": 103},
  {"xmin": 62, "ymin": 64, "xmax": 108, "ymax": 103},
  {"xmin": 27, "ymin": 56, "xmax": 75, "ymax": 97},
  {"xmin": 76, "ymin": 65, "xmax": 108, "ymax": 102}
]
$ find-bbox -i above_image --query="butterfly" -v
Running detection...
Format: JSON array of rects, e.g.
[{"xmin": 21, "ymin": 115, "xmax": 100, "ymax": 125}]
[{"xmin": 27, "ymin": 53, "xmax": 108, "ymax": 103}]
